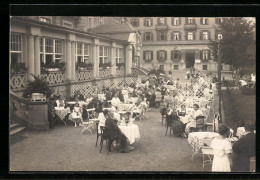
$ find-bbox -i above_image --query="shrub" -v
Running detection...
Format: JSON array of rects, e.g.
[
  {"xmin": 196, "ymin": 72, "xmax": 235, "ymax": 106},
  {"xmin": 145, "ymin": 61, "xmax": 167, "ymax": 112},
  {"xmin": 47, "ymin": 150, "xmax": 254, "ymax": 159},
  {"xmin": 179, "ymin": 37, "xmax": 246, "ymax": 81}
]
[{"xmin": 241, "ymin": 87, "xmax": 255, "ymax": 95}]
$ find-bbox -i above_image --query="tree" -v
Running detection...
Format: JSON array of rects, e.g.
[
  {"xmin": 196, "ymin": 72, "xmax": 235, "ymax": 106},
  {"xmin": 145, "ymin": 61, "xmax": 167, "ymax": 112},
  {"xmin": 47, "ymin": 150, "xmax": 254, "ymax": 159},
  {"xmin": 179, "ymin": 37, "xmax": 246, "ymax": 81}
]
[{"xmin": 208, "ymin": 17, "xmax": 255, "ymax": 70}]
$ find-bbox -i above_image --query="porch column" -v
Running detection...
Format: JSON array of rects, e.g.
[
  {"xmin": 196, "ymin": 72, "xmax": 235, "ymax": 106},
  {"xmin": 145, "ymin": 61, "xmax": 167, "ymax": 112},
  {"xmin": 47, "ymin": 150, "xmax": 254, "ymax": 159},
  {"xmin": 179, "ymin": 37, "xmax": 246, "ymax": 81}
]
[
  {"xmin": 92, "ymin": 38, "xmax": 99, "ymax": 78},
  {"xmin": 71, "ymin": 41, "xmax": 76, "ymax": 81},
  {"xmin": 66, "ymin": 40, "xmax": 72, "ymax": 81},
  {"xmin": 110, "ymin": 42, "xmax": 116, "ymax": 76},
  {"xmin": 125, "ymin": 44, "xmax": 133, "ymax": 75},
  {"xmin": 27, "ymin": 35, "xmax": 34, "ymax": 81},
  {"xmin": 34, "ymin": 36, "xmax": 41, "ymax": 76}
]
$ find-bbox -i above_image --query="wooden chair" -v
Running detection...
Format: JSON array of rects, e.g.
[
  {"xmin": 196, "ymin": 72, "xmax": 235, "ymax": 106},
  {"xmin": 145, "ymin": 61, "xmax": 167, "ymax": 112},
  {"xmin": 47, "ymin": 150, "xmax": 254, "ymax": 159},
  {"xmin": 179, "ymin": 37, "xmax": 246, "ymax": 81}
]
[
  {"xmin": 204, "ymin": 113, "xmax": 219, "ymax": 132},
  {"xmin": 190, "ymin": 115, "xmax": 206, "ymax": 132},
  {"xmin": 95, "ymin": 121, "xmax": 101, "ymax": 147},
  {"xmin": 99, "ymin": 126, "xmax": 119, "ymax": 154}
]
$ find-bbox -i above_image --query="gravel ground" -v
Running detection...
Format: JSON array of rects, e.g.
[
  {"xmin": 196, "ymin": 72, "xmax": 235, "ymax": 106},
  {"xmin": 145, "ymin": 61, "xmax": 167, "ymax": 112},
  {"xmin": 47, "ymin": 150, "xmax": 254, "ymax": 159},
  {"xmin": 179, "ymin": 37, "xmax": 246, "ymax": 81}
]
[{"xmin": 10, "ymin": 108, "xmax": 211, "ymax": 172}]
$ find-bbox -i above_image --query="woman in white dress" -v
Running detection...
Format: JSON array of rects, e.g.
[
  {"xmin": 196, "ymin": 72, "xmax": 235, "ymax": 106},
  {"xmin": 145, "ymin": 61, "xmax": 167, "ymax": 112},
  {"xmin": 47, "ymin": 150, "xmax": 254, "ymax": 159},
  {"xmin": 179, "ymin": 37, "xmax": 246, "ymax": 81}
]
[
  {"xmin": 185, "ymin": 104, "xmax": 203, "ymax": 134},
  {"xmin": 71, "ymin": 102, "xmax": 83, "ymax": 127},
  {"xmin": 210, "ymin": 124, "xmax": 232, "ymax": 172}
]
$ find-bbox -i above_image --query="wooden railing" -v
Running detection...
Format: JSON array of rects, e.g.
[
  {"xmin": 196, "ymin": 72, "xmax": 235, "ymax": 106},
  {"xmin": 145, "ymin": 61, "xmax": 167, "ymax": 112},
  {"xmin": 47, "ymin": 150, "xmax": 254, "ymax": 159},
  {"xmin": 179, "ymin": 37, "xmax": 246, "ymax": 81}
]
[
  {"xmin": 116, "ymin": 68, "xmax": 125, "ymax": 77},
  {"xmin": 10, "ymin": 73, "xmax": 27, "ymax": 91},
  {"xmin": 99, "ymin": 68, "xmax": 111, "ymax": 78},
  {"xmin": 41, "ymin": 70, "xmax": 66, "ymax": 85},
  {"xmin": 76, "ymin": 69, "xmax": 93, "ymax": 81}
]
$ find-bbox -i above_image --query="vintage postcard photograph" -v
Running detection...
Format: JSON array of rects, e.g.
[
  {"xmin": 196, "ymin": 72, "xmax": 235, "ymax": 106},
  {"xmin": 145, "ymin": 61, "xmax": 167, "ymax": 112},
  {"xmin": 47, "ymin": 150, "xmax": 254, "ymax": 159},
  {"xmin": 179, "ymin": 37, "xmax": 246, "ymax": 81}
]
[{"xmin": 9, "ymin": 15, "xmax": 256, "ymax": 172}]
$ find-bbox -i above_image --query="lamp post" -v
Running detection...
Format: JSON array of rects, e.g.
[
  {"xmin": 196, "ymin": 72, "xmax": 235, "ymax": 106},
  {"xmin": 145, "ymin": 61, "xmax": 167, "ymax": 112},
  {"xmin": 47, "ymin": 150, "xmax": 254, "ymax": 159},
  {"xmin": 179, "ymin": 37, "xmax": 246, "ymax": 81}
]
[{"xmin": 217, "ymin": 40, "xmax": 222, "ymax": 123}]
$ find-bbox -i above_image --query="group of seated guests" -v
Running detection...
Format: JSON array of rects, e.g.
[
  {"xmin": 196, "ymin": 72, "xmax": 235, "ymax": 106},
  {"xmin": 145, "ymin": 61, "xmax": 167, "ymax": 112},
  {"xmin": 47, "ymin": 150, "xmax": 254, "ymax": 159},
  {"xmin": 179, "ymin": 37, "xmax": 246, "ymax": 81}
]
[{"xmin": 161, "ymin": 103, "xmax": 205, "ymax": 137}]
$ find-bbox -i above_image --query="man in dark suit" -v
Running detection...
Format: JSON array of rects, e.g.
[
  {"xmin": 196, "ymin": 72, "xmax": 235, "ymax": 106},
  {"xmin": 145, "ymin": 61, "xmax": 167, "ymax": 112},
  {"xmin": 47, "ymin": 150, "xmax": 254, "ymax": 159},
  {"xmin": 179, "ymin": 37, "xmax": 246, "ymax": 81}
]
[
  {"xmin": 232, "ymin": 122, "xmax": 256, "ymax": 172},
  {"xmin": 104, "ymin": 111, "xmax": 129, "ymax": 153}
]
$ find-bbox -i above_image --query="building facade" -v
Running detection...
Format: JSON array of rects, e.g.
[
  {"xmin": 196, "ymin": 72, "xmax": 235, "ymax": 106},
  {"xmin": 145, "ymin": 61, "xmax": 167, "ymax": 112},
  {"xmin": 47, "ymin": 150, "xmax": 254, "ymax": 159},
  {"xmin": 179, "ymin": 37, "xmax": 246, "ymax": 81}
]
[
  {"xmin": 115, "ymin": 17, "xmax": 230, "ymax": 73},
  {"xmin": 10, "ymin": 16, "xmax": 136, "ymax": 97}
]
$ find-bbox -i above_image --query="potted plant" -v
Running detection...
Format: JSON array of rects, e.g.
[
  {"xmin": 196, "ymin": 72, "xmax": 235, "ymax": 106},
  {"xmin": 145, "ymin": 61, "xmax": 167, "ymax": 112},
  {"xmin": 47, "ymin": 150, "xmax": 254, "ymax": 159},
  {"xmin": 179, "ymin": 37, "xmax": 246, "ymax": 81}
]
[{"xmin": 23, "ymin": 74, "xmax": 54, "ymax": 99}]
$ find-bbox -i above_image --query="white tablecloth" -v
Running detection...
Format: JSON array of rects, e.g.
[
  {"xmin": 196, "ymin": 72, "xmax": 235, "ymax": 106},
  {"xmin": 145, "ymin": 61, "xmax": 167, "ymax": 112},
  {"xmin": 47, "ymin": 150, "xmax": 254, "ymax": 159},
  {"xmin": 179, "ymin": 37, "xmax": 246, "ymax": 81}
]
[
  {"xmin": 188, "ymin": 132, "xmax": 218, "ymax": 152},
  {"xmin": 119, "ymin": 124, "xmax": 140, "ymax": 145},
  {"xmin": 117, "ymin": 103, "xmax": 135, "ymax": 111},
  {"xmin": 54, "ymin": 107, "xmax": 71, "ymax": 119}
]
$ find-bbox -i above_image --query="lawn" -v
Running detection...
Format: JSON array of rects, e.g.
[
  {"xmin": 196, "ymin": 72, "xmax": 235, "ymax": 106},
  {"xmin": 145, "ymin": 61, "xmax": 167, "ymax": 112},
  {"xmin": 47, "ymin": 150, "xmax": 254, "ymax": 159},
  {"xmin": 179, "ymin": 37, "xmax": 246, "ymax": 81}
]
[{"xmin": 222, "ymin": 89, "xmax": 255, "ymax": 132}]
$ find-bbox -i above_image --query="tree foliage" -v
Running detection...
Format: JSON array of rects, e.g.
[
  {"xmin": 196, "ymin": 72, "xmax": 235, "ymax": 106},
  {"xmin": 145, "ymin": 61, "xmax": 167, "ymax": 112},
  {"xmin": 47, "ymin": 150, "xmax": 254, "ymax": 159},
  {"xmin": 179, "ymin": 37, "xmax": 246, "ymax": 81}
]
[{"xmin": 208, "ymin": 17, "xmax": 255, "ymax": 69}]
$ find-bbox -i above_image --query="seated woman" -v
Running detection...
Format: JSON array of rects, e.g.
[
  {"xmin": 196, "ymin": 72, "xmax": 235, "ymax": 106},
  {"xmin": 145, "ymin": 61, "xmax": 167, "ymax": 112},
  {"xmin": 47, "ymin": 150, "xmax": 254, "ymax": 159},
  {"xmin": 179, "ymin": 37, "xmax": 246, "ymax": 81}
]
[
  {"xmin": 55, "ymin": 95, "xmax": 65, "ymax": 108},
  {"xmin": 185, "ymin": 104, "xmax": 204, "ymax": 135},
  {"xmin": 111, "ymin": 93, "xmax": 122, "ymax": 110},
  {"xmin": 71, "ymin": 102, "xmax": 83, "ymax": 127}
]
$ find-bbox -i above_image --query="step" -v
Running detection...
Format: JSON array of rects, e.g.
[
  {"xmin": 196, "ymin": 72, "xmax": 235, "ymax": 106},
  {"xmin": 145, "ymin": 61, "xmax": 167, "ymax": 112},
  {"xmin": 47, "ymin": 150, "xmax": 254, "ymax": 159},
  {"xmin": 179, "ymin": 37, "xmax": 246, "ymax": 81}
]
[
  {"xmin": 10, "ymin": 123, "xmax": 19, "ymax": 129},
  {"xmin": 10, "ymin": 126, "xmax": 26, "ymax": 136}
]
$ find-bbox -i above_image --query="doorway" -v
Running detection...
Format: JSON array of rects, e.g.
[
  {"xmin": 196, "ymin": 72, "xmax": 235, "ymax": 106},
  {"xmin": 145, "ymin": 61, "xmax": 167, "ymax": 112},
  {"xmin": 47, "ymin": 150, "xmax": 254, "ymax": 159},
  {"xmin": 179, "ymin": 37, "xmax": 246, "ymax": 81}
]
[{"xmin": 186, "ymin": 53, "xmax": 195, "ymax": 68}]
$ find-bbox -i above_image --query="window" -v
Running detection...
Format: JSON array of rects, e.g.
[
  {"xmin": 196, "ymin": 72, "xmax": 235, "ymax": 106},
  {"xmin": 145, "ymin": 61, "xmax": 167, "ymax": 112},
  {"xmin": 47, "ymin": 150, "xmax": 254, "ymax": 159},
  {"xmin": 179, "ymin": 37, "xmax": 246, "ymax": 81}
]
[
  {"xmin": 143, "ymin": 51, "xmax": 153, "ymax": 61},
  {"xmin": 116, "ymin": 48, "xmax": 123, "ymax": 64},
  {"xmin": 10, "ymin": 33, "xmax": 22, "ymax": 65},
  {"xmin": 172, "ymin": 18, "xmax": 180, "ymax": 25},
  {"xmin": 157, "ymin": 51, "xmax": 167, "ymax": 60},
  {"xmin": 39, "ymin": 17, "xmax": 52, "ymax": 23},
  {"xmin": 202, "ymin": 31, "xmax": 209, "ymax": 40},
  {"xmin": 171, "ymin": 50, "xmax": 181, "ymax": 60},
  {"xmin": 217, "ymin": 33, "xmax": 223, "ymax": 40},
  {"xmin": 187, "ymin": 32, "xmax": 194, "ymax": 40},
  {"xmin": 75, "ymin": 43, "xmax": 90, "ymax": 63},
  {"xmin": 158, "ymin": 18, "xmax": 166, "ymax": 25},
  {"xmin": 130, "ymin": 19, "xmax": 139, "ymax": 27},
  {"xmin": 63, "ymin": 20, "xmax": 73, "ymax": 28},
  {"xmin": 40, "ymin": 38, "xmax": 63, "ymax": 64},
  {"xmin": 99, "ymin": 46, "xmax": 109, "ymax": 64},
  {"xmin": 187, "ymin": 18, "xmax": 194, "ymax": 24},
  {"xmin": 215, "ymin": 18, "xmax": 223, "ymax": 24},
  {"xmin": 143, "ymin": 32, "xmax": 153, "ymax": 41},
  {"xmin": 89, "ymin": 17, "xmax": 92, "ymax": 27},
  {"xmin": 157, "ymin": 31, "xmax": 167, "ymax": 41},
  {"xmin": 201, "ymin": 50, "xmax": 209, "ymax": 60},
  {"xmin": 174, "ymin": 65, "xmax": 179, "ymax": 70},
  {"xmin": 203, "ymin": 65, "xmax": 208, "ymax": 70},
  {"xmin": 99, "ymin": 17, "xmax": 104, "ymax": 25},
  {"xmin": 201, "ymin": 18, "xmax": 209, "ymax": 25},
  {"xmin": 172, "ymin": 32, "xmax": 180, "ymax": 40},
  {"xmin": 144, "ymin": 18, "xmax": 153, "ymax": 27}
]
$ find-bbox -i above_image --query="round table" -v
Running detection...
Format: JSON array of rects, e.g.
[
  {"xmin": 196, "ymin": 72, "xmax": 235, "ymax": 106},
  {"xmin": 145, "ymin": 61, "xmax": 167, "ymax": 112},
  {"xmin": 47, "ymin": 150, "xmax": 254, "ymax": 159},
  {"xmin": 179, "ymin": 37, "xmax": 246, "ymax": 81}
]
[
  {"xmin": 117, "ymin": 103, "xmax": 135, "ymax": 111},
  {"xmin": 54, "ymin": 107, "xmax": 71, "ymax": 125},
  {"xmin": 118, "ymin": 124, "xmax": 140, "ymax": 145}
]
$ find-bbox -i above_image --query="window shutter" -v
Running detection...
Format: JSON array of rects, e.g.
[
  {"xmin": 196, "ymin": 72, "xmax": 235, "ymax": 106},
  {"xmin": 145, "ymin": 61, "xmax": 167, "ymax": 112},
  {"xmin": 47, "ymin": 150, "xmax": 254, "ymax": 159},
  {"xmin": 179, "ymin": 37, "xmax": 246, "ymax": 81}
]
[
  {"xmin": 179, "ymin": 17, "xmax": 181, "ymax": 25},
  {"xmin": 200, "ymin": 50, "xmax": 203, "ymax": 60},
  {"xmin": 208, "ymin": 31, "xmax": 211, "ymax": 40},
  {"xmin": 151, "ymin": 51, "xmax": 153, "ymax": 60},
  {"xmin": 143, "ymin": 51, "xmax": 146, "ymax": 60},
  {"xmin": 179, "ymin": 32, "xmax": 182, "ymax": 40},
  {"xmin": 171, "ymin": 51, "xmax": 174, "ymax": 60},
  {"xmin": 200, "ymin": 18, "xmax": 203, "ymax": 24},
  {"xmin": 165, "ymin": 51, "xmax": 167, "ymax": 60}
]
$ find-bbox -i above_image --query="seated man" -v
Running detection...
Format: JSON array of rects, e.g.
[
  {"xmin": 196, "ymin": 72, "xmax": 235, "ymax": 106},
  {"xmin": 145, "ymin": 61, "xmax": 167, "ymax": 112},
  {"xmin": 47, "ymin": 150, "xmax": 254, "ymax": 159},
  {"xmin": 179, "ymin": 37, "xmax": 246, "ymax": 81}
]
[
  {"xmin": 87, "ymin": 95, "xmax": 103, "ymax": 115},
  {"xmin": 104, "ymin": 110, "xmax": 129, "ymax": 153}
]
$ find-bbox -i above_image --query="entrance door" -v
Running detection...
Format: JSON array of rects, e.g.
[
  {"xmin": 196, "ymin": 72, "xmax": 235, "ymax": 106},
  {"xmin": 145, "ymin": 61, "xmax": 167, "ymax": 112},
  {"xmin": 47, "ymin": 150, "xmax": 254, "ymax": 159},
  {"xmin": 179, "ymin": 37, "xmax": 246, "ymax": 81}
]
[{"xmin": 186, "ymin": 53, "xmax": 195, "ymax": 68}]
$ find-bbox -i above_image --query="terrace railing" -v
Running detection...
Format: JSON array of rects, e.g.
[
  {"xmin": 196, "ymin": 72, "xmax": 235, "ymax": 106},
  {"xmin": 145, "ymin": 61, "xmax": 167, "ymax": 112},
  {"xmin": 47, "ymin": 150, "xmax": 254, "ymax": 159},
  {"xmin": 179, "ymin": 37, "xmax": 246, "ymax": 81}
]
[
  {"xmin": 76, "ymin": 69, "xmax": 93, "ymax": 81},
  {"xmin": 10, "ymin": 73, "xmax": 27, "ymax": 91},
  {"xmin": 99, "ymin": 68, "xmax": 111, "ymax": 78},
  {"xmin": 41, "ymin": 70, "xmax": 65, "ymax": 85},
  {"xmin": 116, "ymin": 68, "xmax": 125, "ymax": 77}
]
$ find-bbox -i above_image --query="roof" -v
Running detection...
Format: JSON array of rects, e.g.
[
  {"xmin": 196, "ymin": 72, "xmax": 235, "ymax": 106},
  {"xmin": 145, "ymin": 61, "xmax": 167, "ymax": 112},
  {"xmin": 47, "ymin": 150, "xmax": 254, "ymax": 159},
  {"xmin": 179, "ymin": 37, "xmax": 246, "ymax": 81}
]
[{"xmin": 90, "ymin": 24, "xmax": 136, "ymax": 34}]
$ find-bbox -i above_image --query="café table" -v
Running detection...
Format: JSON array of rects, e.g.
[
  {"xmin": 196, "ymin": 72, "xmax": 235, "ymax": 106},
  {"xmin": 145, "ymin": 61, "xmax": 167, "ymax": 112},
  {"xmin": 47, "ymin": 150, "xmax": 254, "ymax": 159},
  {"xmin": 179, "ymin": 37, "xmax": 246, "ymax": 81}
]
[
  {"xmin": 118, "ymin": 123, "xmax": 140, "ymax": 145},
  {"xmin": 54, "ymin": 107, "xmax": 71, "ymax": 125},
  {"xmin": 188, "ymin": 132, "xmax": 218, "ymax": 160},
  {"xmin": 117, "ymin": 103, "xmax": 135, "ymax": 111}
]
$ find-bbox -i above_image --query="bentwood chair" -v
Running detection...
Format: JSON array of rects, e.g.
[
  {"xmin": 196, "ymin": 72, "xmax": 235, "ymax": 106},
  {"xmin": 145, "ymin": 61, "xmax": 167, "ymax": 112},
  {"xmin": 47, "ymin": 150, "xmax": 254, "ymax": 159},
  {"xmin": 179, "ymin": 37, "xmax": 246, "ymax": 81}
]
[
  {"xmin": 99, "ymin": 126, "xmax": 119, "ymax": 155},
  {"xmin": 80, "ymin": 108, "xmax": 99, "ymax": 135}
]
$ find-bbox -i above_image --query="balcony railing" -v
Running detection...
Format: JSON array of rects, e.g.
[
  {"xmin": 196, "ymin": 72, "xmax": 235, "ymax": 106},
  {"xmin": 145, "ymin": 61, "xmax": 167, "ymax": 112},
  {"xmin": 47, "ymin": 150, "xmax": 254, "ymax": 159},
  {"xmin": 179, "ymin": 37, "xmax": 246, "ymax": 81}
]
[
  {"xmin": 10, "ymin": 73, "xmax": 27, "ymax": 91},
  {"xmin": 155, "ymin": 24, "xmax": 168, "ymax": 30},
  {"xmin": 41, "ymin": 70, "xmax": 65, "ymax": 85},
  {"xmin": 184, "ymin": 23, "xmax": 197, "ymax": 30},
  {"xmin": 116, "ymin": 68, "xmax": 125, "ymax": 77},
  {"xmin": 76, "ymin": 69, "xmax": 93, "ymax": 81},
  {"xmin": 99, "ymin": 68, "xmax": 111, "ymax": 78}
]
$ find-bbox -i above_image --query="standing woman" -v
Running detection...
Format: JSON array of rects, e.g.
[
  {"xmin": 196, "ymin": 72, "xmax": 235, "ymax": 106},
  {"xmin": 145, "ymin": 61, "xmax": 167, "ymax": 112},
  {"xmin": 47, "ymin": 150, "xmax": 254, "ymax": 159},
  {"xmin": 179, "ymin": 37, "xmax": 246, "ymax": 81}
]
[{"xmin": 210, "ymin": 124, "xmax": 232, "ymax": 172}]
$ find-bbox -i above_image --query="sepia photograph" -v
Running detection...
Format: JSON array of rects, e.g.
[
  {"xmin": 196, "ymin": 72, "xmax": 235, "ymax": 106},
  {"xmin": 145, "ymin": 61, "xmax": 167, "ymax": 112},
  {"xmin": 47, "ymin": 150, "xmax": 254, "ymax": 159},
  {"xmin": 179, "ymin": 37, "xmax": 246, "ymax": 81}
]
[{"xmin": 9, "ymin": 15, "xmax": 256, "ymax": 172}]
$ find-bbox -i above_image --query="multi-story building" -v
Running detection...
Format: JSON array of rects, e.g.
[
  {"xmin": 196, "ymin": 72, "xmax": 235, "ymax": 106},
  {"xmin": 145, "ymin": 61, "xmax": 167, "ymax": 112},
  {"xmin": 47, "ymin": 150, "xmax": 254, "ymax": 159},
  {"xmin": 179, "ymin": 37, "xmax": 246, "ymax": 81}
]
[
  {"xmin": 113, "ymin": 17, "xmax": 230, "ymax": 73},
  {"xmin": 10, "ymin": 16, "xmax": 138, "ymax": 97}
]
